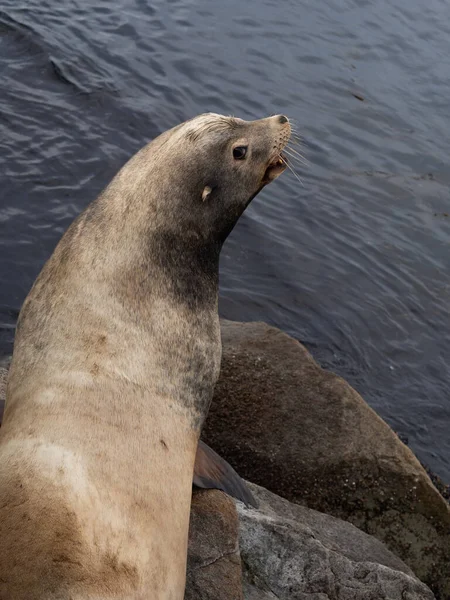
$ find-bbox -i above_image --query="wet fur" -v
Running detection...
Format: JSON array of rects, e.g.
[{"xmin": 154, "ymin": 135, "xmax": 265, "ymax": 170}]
[{"xmin": 0, "ymin": 113, "xmax": 290, "ymax": 599}]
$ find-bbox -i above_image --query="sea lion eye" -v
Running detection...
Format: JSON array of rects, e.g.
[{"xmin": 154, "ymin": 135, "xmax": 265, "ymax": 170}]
[{"xmin": 233, "ymin": 146, "xmax": 247, "ymax": 160}]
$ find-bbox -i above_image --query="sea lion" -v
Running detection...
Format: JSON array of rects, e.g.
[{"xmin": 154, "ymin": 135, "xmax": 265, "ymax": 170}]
[{"xmin": 0, "ymin": 112, "xmax": 291, "ymax": 599}]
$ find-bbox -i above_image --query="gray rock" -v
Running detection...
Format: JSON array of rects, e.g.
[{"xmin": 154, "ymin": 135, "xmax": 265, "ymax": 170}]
[
  {"xmin": 239, "ymin": 483, "xmax": 435, "ymax": 600},
  {"xmin": 202, "ymin": 320, "xmax": 450, "ymax": 599},
  {"xmin": 186, "ymin": 489, "xmax": 243, "ymax": 600},
  {"xmin": 185, "ymin": 485, "xmax": 435, "ymax": 600}
]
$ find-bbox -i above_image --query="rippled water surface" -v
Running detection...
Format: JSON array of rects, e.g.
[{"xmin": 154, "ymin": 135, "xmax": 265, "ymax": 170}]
[{"xmin": 0, "ymin": 0, "xmax": 449, "ymax": 479}]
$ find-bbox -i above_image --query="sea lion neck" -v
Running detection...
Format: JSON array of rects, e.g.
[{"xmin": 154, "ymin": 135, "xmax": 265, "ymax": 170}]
[
  {"xmin": 142, "ymin": 228, "xmax": 221, "ymax": 311},
  {"xmin": 70, "ymin": 196, "xmax": 222, "ymax": 315}
]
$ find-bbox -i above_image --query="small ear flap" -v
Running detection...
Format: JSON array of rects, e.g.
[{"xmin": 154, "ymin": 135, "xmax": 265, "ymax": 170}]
[
  {"xmin": 193, "ymin": 440, "xmax": 258, "ymax": 508},
  {"xmin": 202, "ymin": 186, "xmax": 212, "ymax": 202}
]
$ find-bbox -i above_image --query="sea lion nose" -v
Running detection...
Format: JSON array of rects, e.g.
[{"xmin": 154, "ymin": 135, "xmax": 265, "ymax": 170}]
[{"xmin": 278, "ymin": 115, "xmax": 289, "ymax": 124}]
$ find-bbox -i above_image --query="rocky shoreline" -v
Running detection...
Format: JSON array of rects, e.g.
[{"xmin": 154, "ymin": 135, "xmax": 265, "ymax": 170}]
[
  {"xmin": 201, "ymin": 320, "xmax": 449, "ymax": 599},
  {"xmin": 188, "ymin": 484, "xmax": 436, "ymax": 600},
  {"xmin": 1, "ymin": 321, "xmax": 449, "ymax": 599}
]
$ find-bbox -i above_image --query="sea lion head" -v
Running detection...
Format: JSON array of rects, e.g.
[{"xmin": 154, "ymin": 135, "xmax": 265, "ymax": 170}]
[
  {"xmin": 118, "ymin": 113, "xmax": 291, "ymax": 244},
  {"xmin": 180, "ymin": 112, "xmax": 291, "ymax": 187}
]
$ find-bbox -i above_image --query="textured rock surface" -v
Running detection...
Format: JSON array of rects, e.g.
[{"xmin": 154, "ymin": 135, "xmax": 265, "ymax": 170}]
[
  {"xmin": 185, "ymin": 485, "xmax": 435, "ymax": 600},
  {"xmin": 239, "ymin": 483, "xmax": 435, "ymax": 600},
  {"xmin": 202, "ymin": 320, "xmax": 450, "ymax": 599},
  {"xmin": 186, "ymin": 489, "xmax": 243, "ymax": 600}
]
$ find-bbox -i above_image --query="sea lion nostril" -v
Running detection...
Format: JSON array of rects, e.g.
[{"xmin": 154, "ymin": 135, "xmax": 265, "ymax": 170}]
[{"xmin": 278, "ymin": 115, "xmax": 288, "ymax": 124}]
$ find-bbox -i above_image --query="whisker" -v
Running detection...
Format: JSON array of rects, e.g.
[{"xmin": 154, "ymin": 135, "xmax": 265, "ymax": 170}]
[
  {"xmin": 283, "ymin": 149, "xmax": 308, "ymax": 167},
  {"xmin": 280, "ymin": 156, "xmax": 304, "ymax": 186},
  {"xmin": 286, "ymin": 144, "xmax": 307, "ymax": 157},
  {"xmin": 285, "ymin": 141, "xmax": 309, "ymax": 160},
  {"xmin": 284, "ymin": 147, "xmax": 309, "ymax": 165},
  {"xmin": 289, "ymin": 134, "xmax": 305, "ymax": 147},
  {"xmin": 290, "ymin": 130, "xmax": 304, "ymax": 141},
  {"xmin": 288, "ymin": 123, "xmax": 301, "ymax": 134}
]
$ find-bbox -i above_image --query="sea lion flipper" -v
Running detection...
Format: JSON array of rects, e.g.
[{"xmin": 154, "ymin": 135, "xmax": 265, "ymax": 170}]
[{"xmin": 193, "ymin": 440, "xmax": 258, "ymax": 508}]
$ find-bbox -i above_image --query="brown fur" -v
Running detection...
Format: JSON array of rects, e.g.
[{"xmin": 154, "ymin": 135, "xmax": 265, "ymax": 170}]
[{"xmin": 0, "ymin": 113, "xmax": 290, "ymax": 599}]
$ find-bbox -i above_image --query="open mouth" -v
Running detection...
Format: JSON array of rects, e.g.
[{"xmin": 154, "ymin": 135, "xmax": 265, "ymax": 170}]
[{"xmin": 263, "ymin": 152, "xmax": 287, "ymax": 183}]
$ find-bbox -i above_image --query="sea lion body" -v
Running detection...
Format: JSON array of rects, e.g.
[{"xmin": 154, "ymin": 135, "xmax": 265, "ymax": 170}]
[{"xmin": 0, "ymin": 113, "xmax": 290, "ymax": 599}]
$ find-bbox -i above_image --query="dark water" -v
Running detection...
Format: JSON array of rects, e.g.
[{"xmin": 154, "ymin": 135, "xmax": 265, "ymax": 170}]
[{"xmin": 0, "ymin": 0, "xmax": 449, "ymax": 480}]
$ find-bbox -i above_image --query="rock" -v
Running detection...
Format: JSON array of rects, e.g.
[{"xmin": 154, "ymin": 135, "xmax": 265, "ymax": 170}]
[
  {"xmin": 238, "ymin": 483, "xmax": 435, "ymax": 600},
  {"xmin": 184, "ymin": 484, "xmax": 435, "ymax": 600},
  {"xmin": 186, "ymin": 489, "xmax": 243, "ymax": 600},
  {"xmin": 202, "ymin": 321, "xmax": 450, "ymax": 599}
]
